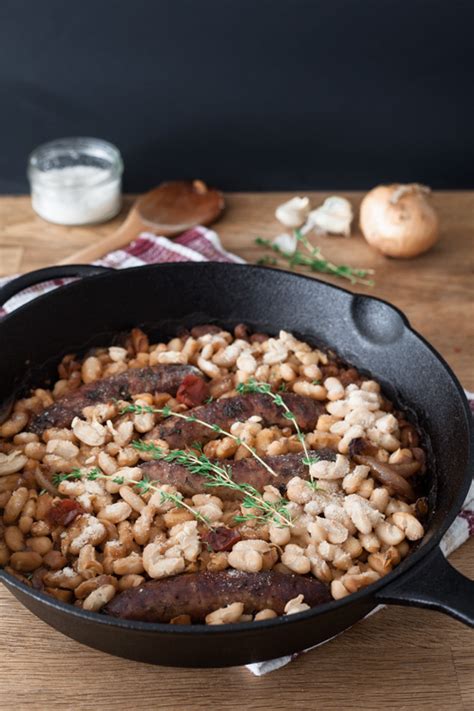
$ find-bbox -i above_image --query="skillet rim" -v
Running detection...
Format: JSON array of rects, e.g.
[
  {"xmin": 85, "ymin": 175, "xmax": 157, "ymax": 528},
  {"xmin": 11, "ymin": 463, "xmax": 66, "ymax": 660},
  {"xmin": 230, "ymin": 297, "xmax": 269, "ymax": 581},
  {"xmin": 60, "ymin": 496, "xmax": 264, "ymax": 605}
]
[{"xmin": 0, "ymin": 262, "xmax": 472, "ymax": 634}]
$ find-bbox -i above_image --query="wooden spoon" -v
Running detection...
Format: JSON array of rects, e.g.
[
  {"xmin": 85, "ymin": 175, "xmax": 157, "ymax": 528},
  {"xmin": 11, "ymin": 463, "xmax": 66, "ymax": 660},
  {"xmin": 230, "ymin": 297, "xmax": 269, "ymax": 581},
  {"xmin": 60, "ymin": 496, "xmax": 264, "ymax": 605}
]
[{"xmin": 58, "ymin": 180, "xmax": 225, "ymax": 265}]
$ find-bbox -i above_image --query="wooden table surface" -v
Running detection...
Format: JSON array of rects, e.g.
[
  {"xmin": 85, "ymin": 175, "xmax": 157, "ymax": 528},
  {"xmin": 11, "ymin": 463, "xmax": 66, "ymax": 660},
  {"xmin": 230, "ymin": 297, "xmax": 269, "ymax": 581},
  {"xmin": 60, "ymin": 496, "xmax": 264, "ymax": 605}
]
[{"xmin": 0, "ymin": 192, "xmax": 473, "ymax": 711}]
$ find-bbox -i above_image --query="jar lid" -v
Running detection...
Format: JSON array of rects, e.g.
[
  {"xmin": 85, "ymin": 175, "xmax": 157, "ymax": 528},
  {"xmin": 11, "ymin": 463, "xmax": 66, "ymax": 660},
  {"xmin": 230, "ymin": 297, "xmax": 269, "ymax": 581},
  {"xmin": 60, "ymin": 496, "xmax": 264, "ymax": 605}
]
[{"xmin": 28, "ymin": 137, "xmax": 123, "ymax": 188}]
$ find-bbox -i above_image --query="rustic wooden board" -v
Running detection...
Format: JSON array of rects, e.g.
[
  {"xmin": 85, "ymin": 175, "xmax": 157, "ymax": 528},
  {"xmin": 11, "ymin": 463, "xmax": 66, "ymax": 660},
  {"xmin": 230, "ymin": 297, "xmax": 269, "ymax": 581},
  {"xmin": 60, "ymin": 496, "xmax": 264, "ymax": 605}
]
[{"xmin": 0, "ymin": 192, "xmax": 472, "ymax": 710}]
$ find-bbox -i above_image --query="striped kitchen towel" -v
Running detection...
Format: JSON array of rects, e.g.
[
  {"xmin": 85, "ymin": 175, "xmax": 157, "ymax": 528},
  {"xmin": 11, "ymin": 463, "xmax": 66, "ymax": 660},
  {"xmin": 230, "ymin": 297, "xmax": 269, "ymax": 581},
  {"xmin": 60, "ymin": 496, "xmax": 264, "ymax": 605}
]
[{"xmin": 0, "ymin": 227, "xmax": 243, "ymax": 316}]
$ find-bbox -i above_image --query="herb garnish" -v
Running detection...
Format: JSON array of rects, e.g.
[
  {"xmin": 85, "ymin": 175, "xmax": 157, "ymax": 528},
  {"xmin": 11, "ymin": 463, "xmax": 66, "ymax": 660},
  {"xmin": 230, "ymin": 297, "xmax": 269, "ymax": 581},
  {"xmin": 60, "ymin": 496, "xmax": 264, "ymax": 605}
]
[
  {"xmin": 52, "ymin": 467, "xmax": 213, "ymax": 529},
  {"xmin": 53, "ymin": 446, "xmax": 293, "ymax": 530},
  {"xmin": 255, "ymin": 229, "xmax": 374, "ymax": 286},
  {"xmin": 120, "ymin": 402, "xmax": 278, "ymax": 478},
  {"xmin": 236, "ymin": 379, "xmax": 319, "ymax": 484},
  {"xmin": 132, "ymin": 441, "xmax": 293, "ymax": 528}
]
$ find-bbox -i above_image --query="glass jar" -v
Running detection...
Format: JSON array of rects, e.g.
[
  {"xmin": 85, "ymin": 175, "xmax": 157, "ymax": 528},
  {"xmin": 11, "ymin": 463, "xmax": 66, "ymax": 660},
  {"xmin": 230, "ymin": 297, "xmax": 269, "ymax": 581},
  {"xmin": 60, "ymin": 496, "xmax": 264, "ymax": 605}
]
[{"xmin": 28, "ymin": 137, "xmax": 123, "ymax": 225}]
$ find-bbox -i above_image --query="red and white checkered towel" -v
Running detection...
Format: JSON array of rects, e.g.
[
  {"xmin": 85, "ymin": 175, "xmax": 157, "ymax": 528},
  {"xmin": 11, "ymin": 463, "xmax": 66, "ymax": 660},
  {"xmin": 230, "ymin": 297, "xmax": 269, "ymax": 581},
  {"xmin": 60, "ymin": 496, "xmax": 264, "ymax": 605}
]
[
  {"xmin": 0, "ymin": 227, "xmax": 244, "ymax": 315},
  {"xmin": 1, "ymin": 227, "xmax": 472, "ymax": 675}
]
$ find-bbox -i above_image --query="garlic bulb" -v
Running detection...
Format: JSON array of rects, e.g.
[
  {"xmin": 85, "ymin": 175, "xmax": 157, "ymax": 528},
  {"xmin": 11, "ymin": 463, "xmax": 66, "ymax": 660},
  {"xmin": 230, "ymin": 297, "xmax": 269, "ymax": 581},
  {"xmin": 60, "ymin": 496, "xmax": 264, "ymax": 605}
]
[
  {"xmin": 307, "ymin": 196, "xmax": 353, "ymax": 236},
  {"xmin": 275, "ymin": 197, "xmax": 310, "ymax": 229},
  {"xmin": 360, "ymin": 184, "xmax": 439, "ymax": 258}
]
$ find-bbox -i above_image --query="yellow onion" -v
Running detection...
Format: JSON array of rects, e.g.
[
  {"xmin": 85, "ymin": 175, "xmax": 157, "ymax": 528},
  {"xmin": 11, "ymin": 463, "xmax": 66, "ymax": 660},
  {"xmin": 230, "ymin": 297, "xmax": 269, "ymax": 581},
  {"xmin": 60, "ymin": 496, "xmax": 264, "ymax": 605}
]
[{"xmin": 359, "ymin": 184, "xmax": 439, "ymax": 258}]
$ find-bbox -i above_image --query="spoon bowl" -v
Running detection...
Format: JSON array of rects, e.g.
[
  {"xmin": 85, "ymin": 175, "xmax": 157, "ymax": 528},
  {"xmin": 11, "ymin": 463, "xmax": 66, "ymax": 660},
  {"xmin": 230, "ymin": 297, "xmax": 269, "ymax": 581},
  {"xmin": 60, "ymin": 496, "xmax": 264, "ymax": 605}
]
[{"xmin": 137, "ymin": 180, "xmax": 224, "ymax": 232}]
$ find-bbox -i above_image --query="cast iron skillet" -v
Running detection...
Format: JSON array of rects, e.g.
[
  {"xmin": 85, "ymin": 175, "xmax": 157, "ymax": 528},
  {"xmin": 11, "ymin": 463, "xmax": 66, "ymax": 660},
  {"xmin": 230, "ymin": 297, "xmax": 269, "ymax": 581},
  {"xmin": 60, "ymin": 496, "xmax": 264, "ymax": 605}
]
[{"xmin": 0, "ymin": 262, "xmax": 472, "ymax": 668}]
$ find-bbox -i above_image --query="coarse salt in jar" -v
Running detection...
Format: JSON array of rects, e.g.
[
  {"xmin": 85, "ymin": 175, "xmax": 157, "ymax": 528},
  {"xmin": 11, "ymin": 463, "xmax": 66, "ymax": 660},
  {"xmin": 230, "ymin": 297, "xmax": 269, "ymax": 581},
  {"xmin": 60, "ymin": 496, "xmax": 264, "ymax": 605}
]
[{"xmin": 28, "ymin": 137, "xmax": 123, "ymax": 225}]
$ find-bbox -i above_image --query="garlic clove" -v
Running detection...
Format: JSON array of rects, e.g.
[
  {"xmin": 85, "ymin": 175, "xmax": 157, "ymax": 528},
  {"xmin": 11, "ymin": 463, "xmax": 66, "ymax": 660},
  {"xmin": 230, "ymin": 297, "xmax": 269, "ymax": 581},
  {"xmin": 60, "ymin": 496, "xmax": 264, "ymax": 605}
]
[
  {"xmin": 322, "ymin": 196, "xmax": 353, "ymax": 218},
  {"xmin": 308, "ymin": 196, "xmax": 353, "ymax": 237},
  {"xmin": 275, "ymin": 197, "xmax": 310, "ymax": 229},
  {"xmin": 271, "ymin": 232, "xmax": 298, "ymax": 255}
]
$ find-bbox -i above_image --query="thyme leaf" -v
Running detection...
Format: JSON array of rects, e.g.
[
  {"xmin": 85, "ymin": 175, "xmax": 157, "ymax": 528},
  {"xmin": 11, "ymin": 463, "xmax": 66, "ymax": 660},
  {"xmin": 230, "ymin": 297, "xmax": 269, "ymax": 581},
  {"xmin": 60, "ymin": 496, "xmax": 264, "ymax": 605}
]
[{"xmin": 52, "ymin": 468, "xmax": 84, "ymax": 487}]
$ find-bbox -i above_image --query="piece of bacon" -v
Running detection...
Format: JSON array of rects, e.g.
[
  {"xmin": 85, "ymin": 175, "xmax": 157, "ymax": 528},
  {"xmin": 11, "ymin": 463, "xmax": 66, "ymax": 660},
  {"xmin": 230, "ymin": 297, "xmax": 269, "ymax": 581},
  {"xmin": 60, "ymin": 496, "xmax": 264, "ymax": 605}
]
[
  {"xmin": 176, "ymin": 374, "xmax": 210, "ymax": 408},
  {"xmin": 47, "ymin": 499, "xmax": 84, "ymax": 527},
  {"xmin": 202, "ymin": 527, "xmax": 242, "ymax": 552}
]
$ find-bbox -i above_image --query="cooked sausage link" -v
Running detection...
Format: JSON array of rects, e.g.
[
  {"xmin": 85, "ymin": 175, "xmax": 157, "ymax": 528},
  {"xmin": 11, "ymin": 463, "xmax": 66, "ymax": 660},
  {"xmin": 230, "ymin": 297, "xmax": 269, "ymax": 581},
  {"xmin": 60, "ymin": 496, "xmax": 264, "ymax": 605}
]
[
  {"xmin": 146, "ymin": 393, "xmax": 324, "ymax": 448},
  {"xmin": 29, "ymin": 365, "xmax": 204, "ymax": 433},
  {"xmin": 140, "ymin": 450, "xmax": 335, "ymax": 499},
  {"xmin": 104, "ymin": 570, "xmax": 331, "ymax": 622},
  {"xmin": 190, "ymin": 324, "xmax": 222, "ymax": 338}
]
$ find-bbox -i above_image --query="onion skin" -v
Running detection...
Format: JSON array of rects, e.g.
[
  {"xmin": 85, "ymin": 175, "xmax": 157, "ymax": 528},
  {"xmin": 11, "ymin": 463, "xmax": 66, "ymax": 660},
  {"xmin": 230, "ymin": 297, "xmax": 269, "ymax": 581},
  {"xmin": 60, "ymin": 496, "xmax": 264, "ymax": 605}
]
[
  {"xmin": 390, "ymin": 460, "xmax": 422, "ymax": 478},
  {"xmin": 353, "ymin": 454, "xmax": 415, "ymax": 500},
  {"xmin": 360, "ymin": 184, "xmax": 439, "ymax": 258},
  {"xmin": 34, "ymin": 468, "xmax": 60, "ymax": 497}
]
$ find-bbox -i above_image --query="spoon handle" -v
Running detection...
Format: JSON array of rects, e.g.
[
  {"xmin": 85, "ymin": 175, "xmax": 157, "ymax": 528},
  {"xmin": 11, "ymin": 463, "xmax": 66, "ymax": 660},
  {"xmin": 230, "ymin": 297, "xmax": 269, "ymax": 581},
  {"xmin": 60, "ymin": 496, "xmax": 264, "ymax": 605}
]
[
  {"xmin": 57, "ymin": 207, "xmax": 147, "ymax": 265},
  {"xmin": 57, "ymin": 180, "xmax": 225, "ymax": 265}
]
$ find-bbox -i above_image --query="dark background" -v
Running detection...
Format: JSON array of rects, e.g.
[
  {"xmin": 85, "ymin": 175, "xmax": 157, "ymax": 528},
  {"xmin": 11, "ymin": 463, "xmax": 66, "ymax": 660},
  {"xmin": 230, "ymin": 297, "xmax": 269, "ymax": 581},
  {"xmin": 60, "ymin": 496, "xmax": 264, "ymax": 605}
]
[{"xmin": 0, "ymin": 0, "xmax": 473, "ymax": 192}]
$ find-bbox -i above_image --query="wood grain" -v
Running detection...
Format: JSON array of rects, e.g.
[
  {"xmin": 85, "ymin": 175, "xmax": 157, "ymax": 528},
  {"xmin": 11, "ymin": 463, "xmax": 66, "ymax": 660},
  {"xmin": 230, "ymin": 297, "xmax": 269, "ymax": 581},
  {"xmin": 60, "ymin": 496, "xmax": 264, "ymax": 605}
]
[{"xmin": 0, "ymin": 193, "xmax": 473, "ymax": 711}]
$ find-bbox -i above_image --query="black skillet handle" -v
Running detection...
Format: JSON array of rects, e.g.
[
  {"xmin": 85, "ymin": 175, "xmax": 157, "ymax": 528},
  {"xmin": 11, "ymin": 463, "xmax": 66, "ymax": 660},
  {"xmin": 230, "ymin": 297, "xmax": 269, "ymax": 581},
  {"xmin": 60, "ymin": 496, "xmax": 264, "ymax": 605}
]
[
  {"xmin": 375, "ymin": 545, "xmax": 474, "ymax": 627},
  {"xmin": 0, "ymin": 265, "xmax": 112, "ymax": 308}
]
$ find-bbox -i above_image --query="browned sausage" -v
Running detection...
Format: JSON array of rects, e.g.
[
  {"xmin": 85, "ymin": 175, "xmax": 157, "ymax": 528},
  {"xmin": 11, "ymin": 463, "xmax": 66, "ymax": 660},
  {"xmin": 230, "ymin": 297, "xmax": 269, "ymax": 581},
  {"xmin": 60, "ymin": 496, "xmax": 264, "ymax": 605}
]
[
  {"xmin": 104, "ymin": 570, "xmax": 331, "ymax": 622},
  {"xmin": 29, "ymin": 365, "xmax": 204, "ymax": 434},
  {"xmin": 145, "ymin": 393, "xmax": 324, "ymax": 448},
  {"xmin": 190, "ymin": 324, "xmax": 222, "ymax": 338},
  {"xmin": 140, "ymin": 450, "xmax": 335, "ymax": 499}
]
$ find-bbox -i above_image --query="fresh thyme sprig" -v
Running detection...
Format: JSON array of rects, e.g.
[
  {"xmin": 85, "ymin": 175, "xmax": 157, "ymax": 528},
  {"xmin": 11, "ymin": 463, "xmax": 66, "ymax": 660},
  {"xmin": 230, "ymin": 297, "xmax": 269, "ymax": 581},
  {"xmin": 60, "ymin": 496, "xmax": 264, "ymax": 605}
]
[
  {"xmin": 132, "ymin": 440, "xmax": 293, "ymax": 528},
  {"xmin": 297, "ymin": 228, "xmax": 375, "ymax": 284},
  {"xmin": 236, "ymin": 379, "xmax": 318, "ymax": 483},
  {"xmin": 120, "ymin": 402, "xmax": 278, "ymax": 479},
  {"xmin": 52, "ymin": 469, "xmax": 88, "ymax": 487},
  {"xmin": 52, "ymin": 466, "xmax": 214, "ymax": 529},
  {"xmin": 205, "ymin": 467, "xmax": 293, "ymax": 528},
  {"xmin": 156, "ymin": 489, "xmax": 212, "ymax": 527},
  {"xmin": 255, "ymin": 232, "xmax": 374, "ymax": 286}
]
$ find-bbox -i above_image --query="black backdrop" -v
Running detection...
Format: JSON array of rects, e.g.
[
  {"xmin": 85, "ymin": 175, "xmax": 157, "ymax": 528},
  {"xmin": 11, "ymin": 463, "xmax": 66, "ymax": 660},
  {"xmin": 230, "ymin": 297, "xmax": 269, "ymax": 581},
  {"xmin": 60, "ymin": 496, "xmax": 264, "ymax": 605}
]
[{"xmin": 0, "ymin": 0, "xmax": 473, "ymax": 192}]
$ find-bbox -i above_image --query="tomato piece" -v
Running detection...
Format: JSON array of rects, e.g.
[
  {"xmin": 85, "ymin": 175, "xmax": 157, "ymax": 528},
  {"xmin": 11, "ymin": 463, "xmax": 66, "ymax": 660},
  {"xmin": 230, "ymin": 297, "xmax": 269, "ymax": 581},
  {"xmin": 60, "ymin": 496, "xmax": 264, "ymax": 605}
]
[
  {"xmin": 47, "ymin": 499, "xmax": 84, "ymax": 527},
  {"xmin": 202, "ymin": 526, "xmax": 242, "ymax": 552},
  {"xmin": 176, "ymin": 374, "xmax": 210, "ymax": 408}
]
